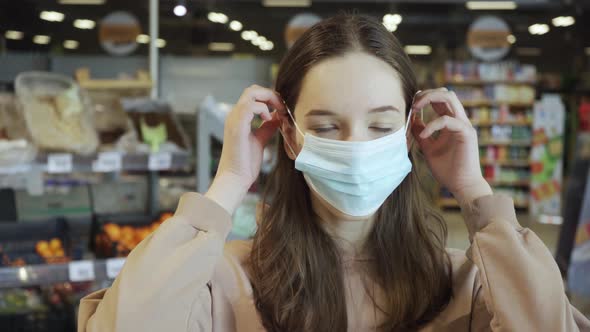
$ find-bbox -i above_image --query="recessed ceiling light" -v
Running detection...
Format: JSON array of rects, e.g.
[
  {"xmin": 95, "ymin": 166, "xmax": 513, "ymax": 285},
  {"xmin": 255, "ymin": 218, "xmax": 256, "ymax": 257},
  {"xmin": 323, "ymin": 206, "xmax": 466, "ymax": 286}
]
[
  {"xmin": 40, "ymin": 11, "xmax": 65, "ymax": 22},
  {"xmin": 4, "ymin": 30, "xmax": 24, "ymax": 40},
  {"xmin": 33, "ymin": 35, "xmax": 51, "ymax": 45},
  {"xmin": 63, "ymin": 40, "xmax": 79, "ymax": 49},
  {"xmin": 173, "ymin": 5, "xmax": 187, "ymax": 17},
  {"xmin": 252, "ymin": 36, "xmax": 267, "ymax": 46},
  {"xmin": 466, "ymin": 1, "xmax": 517, "ymax": 10},
  {"xmin": 404, "ymin": 45, "xmax": 432, "ymax": 55},
  {"xmin": 260, "ymin": 41, "xmax": 274, "ymax": 51},
  {"xmin": 528, "ymin": 23, "xmax": 549, "ymax": 35},
  {"xmin": 136, "ymin": 34, "xmax": 149, "ymax": 44},
  {"xmin": 209, "ymin": 42, "xmax": 235, "ymax": 52},
  {"xmin": 516, "ymin": 47, "xmax": 541, "ymax": 56},
  {"xmin": 383, "ymin": 14, "xmax": 402, "ymax": 25},
  {"xmin": 507, "ymin": 34, "xmax": 516, "ymax": 44},
  {"xmin": 73, "ymin": 19, "xmax": 95, "ymax": 29},
  {"xmin": 552, "ymin": 16, "xmax": 575, "ymax": 27},
  {"xmin": 241, "ymin": 30, "xmax": 257, "ymax": 41},
  {"xmin": 230, "ymin": 20, "xmax": 243, "ymax": 31},
  {"xmin": 207, "ymin": 12, "xmax": 228, "ymax": 24},
  {"xmin": 383, "ymin": 21, "xmax": 398, "ymax": 32}
]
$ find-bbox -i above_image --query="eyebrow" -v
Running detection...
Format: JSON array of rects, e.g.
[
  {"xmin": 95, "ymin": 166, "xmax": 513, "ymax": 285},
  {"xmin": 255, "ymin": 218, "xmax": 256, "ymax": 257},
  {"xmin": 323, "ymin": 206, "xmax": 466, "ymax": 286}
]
[{"xmin": 305, "ymin": 105, "xmax": 401, "ymax": 117}]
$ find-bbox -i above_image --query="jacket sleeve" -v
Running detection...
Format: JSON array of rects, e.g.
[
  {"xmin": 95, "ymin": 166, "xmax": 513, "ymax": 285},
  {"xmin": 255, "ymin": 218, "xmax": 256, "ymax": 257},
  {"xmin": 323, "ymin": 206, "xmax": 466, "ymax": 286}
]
[
  {"xmin": 463, "ymin": 194, "xmax": 590, "ymax": 332},
  {"xmin": 77, "ymin": 192, "xmax": 233, "ymax": 332}
]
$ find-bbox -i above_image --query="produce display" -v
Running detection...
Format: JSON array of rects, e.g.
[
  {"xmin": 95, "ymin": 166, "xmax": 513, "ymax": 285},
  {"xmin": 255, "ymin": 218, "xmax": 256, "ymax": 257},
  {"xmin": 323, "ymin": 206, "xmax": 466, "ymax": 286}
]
[{"xmin": 94, "ymin": 212, "xmax": 172, "ymax": 257}]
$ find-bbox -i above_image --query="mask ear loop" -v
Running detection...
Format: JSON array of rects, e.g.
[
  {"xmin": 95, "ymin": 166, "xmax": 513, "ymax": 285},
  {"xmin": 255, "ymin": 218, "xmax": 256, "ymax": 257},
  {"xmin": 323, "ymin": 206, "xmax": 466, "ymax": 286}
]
[{"xmin": 278, "ymin": 102, "xmax": 304, "ymax": 158}]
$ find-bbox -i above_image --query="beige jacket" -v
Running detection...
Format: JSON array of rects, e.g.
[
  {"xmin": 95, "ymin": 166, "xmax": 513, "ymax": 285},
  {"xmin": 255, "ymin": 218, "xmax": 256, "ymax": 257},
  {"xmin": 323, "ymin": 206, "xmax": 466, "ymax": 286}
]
[{"xmin": 78, "ymin": 193, "xmax": 590, "ymax": 331}]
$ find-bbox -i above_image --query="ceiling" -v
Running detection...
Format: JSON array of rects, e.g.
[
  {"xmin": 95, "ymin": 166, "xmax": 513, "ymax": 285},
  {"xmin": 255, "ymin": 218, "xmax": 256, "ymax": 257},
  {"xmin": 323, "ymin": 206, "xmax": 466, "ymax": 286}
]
[{"xmin": 0, "ymin": 0, "xmax": 589, "ymax": 66}]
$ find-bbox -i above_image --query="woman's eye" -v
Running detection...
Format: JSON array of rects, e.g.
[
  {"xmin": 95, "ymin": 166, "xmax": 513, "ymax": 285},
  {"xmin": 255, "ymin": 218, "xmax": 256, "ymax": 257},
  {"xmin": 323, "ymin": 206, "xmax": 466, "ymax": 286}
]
[
  {"xmin": 369, "ymin": 126, "xmax": 393, "ymax": 133},
  {"xmin": 312, "ymin": 126, "xmax": 337, "ymax": 133}
]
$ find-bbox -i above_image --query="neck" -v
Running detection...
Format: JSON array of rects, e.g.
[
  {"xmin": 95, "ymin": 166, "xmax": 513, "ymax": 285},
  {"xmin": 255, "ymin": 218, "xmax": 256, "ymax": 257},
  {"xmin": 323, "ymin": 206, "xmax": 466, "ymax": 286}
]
[{"xmin": 310, "ymin": 194, "xmax": 375, "ymax": 259}]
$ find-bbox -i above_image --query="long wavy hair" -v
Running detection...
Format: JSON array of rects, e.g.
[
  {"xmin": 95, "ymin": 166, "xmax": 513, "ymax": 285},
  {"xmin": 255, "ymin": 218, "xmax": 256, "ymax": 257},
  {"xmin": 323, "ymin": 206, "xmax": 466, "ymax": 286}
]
[{"xmin": 249, "ymin": 13, "xmax": 452, "ymax": 331}]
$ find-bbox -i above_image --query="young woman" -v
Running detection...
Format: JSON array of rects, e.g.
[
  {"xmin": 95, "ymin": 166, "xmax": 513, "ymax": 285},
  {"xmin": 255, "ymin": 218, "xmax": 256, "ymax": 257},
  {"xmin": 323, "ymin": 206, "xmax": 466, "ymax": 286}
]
[{"xmin": 78, "ymin": 14, "xmax": 590, "ymax": 331}]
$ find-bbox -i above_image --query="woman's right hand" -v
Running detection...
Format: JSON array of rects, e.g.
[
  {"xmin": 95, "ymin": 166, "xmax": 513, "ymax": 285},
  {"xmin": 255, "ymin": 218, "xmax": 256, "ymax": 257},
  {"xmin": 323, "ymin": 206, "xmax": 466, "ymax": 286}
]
[{"xmin": 205, "ymin": 85, "xmax": 285, "ymax": 215}]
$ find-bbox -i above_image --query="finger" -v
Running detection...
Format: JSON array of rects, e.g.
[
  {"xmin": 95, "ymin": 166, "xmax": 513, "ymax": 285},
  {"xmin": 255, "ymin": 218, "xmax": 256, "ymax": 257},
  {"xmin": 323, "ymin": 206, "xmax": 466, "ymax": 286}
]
[
  {"xmin": 412, "ymin": 90, "xmax": 469, "ymax": 122},
  {"xmin": 419, "ymin": 115, "xmax": 470, "ymax": 139},
  {"xmin": 254, "ymin": 116, "xmax": 280, "ymax": 146},
  {"xmin": 410, "ymin": 113, "xmax": 433, "ymax": 149},
  {"xmin": 239, "ymin": 85, "xmax": 286, "ymax": 113}
]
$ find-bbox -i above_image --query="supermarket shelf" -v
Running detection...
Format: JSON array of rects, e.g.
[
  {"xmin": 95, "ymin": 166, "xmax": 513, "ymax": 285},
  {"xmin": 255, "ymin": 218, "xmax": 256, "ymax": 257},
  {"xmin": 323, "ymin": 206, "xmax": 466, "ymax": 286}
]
[
  {"xmin": 446, "ymin": 80, "xmax": 536, "ymax": 86},
  {"xmin": 471, "ymin": 120, "xmax": 532, "ymax": 127},
  {"xmin": 487, "ymin": 179, "xmax": 530, "ymax": 187},
  {"xmin": 78, "ymin": 80, "xmax": 152, "ymax": 91},
  {"xmin": 0, "ymin": 259, "xmax": 125, "ymax": 288},
  {"xmin": 479, "ymin": 140, "xmax": 532, "ymax": 147},
  {"xmin": 0, "ymin": 152, "xmax": 191, "ymax": 174},
  {"xmin": 480, "ymin": 159, "xmax": 530, "ymax": 167},
  {"xmin": 462, "ymin": 100, "xmax": 534, "ymax": 108}
]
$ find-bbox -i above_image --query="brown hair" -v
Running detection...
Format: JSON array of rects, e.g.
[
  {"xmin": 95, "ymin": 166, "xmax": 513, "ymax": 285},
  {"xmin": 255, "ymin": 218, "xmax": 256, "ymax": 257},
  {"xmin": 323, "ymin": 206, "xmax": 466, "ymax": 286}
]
[{"xmin": 250, "ymin": 13, "xmax": 452, "ymax": 331}]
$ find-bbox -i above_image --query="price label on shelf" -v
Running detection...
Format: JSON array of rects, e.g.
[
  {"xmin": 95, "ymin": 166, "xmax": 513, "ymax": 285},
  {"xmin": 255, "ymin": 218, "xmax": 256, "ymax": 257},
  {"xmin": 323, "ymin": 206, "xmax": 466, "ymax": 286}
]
[
  {"xmin": 68, "ymin": 260, "xmax": 95, "ymax": 282},
  {"xmin": 92, "ymin": 152, "xmax": 123, "ymax": 172},
  {"xmin": 106, "ymin": 258, "xmax": 126, "ymax": 279},
  {"xmin": 47, "ymin": 153, "xmax": 73, "ymax": 173},
  {"xmin": 148, "ymin": 153, "xmax": 172, "ymax": 171}
]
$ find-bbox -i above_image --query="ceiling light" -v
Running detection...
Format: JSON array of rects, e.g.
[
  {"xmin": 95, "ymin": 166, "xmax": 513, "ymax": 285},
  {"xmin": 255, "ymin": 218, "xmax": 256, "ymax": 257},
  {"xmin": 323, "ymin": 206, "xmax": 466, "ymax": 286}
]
[
  {"xmin": 40, "ymin": 11, "xmax": 65, "ymax": 22},
  {"xmin": 260, "ymin": 41, "xmax": 274, "ymax": 51},
  {"xmin": 136, "ymin": 34, "xmax": 149, "ymax": 44},
  {"xmin": 241, "ymin": 30, "xmax": 257, "ymax": 41},
  {"xmin": 507, "ymin": 34, "xmax": 516, "ymax": 44},
  {"xmin": 58, "ymin": 0, "xmax": 105, "ymax": 4},
  {"xmin": 383, "ymin": 14, "xmax": 402, "ymax": 25},
  {"xmin": 209, "ymin": 42, "xmax": 235, "ymax": 52},
  {"xmin": 173, "ymin": 5, "xmax": 187, "ymax": 17},
  {"xmin": 63, "ymin": 40, "xmax": 79, "ymax": 49},
  {"xmin": 156, "ymin": 38, "xmax": 166, "ymax": 48},
  {"xmin": 4, "ymin": 30, "xmax": 24, "ymax": 40},
  {"xmin": 207, "ymin": 12, "xmax": 228, "ymax": 24},
  {"xmin": 252, "ymin": 36, "xmax": 267, "ymax": 46},
  {"xmin": 33, "ymin": 35, "xmax": 51, "ymax": 45},
  {"xmin": 404, "ymin": 45, "xmax": 431, "ymax": 55},
  {"xmin": 584, "ymin": 47, "xmax": 590, "ymax": 56},
  {"xmin": 528, "ymin": 23, "xmax": 549, "ymax": 35},
  {"xmin": 73, "ymin": 19, "xmax": 95, "ymax": 29},
  {"xmin": 262, "ymin": 0, "xmax": 311, "ymax": 7},
  {"xmin": 230, "ymin": 20, "xmax": 243, "ymax": 31},
  {"xmin": 383, "ymin": 21, "xmax": 398, "ymax": 32},
  {"xmin": 466, "ymin": 1, "xmax": 517, "ymax": 10},
  {"xmin": 552, "ymin": 16, "xmax": 575, "ymax": 27},
  {"xmin": 516, "ymin": 47, "xmax": 541, "ymax": 56}
]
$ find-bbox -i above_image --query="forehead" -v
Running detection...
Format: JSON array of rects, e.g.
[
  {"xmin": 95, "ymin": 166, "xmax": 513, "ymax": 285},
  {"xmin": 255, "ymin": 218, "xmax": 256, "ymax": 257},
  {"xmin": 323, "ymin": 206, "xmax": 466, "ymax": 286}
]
[{"xmin": 296, "ymin": 51, "xmax": 406, "ymax": 115}]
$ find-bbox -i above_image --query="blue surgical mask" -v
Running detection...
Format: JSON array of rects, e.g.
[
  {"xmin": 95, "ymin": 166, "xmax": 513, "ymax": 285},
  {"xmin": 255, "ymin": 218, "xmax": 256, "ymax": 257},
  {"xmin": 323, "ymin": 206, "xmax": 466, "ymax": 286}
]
[{"xmin": 282, "ymin": 106, "xmax": 413, "ymax": 217}]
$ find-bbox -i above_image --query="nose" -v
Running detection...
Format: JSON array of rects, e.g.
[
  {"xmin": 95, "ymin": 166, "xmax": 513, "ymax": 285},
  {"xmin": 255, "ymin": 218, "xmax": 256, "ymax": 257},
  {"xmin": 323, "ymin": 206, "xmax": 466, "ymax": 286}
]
[{"xmin": 342, "ymin": 125, "xmax": 371, "ymax": 142}]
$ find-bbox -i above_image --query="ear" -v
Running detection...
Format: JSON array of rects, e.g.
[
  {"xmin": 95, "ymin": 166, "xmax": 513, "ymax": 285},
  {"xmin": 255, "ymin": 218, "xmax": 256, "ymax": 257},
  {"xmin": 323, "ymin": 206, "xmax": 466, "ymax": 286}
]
[{"xmin": 280, "ymin": 114, "xmax": 300, "ymax": 160}]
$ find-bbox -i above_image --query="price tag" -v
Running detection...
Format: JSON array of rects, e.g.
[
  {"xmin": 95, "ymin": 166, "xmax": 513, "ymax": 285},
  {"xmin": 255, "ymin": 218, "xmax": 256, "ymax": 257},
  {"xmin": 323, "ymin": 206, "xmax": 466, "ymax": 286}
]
[
  {"xmin": 92, "ymin": 152, "xmax": 123, "ymax": 172},
  {"xmin": 106, "ymin": 258, "xmax": 126, "ymax": 279},
  {"xmin": 47, "ymin": 154, "xmax": 73, "ymax": 173},
  {"xmin": 148, "ymin": 153, "xmax": 172, "ymax": 171},
  {"xmin": 68, "ymin": 260, "xmax": 95, "ymax": 282}
]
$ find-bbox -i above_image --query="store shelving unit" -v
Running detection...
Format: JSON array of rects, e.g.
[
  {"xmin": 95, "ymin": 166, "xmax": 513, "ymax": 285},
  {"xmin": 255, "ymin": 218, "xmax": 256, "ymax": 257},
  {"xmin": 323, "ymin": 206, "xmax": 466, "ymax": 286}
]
[
  {"xmin": 0, "ymin": 258, "xmax": 125, "ymax": 289},
  {"xmin": 439, "ymin": 62, "xmax": 537, "ymax": 211}
]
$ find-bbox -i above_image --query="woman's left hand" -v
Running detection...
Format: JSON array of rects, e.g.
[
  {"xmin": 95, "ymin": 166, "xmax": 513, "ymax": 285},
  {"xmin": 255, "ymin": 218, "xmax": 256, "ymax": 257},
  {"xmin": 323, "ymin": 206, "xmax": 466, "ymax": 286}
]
[{"xmin": 410, "ymin": 88, "xmax": 493, "ymax": 206}]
